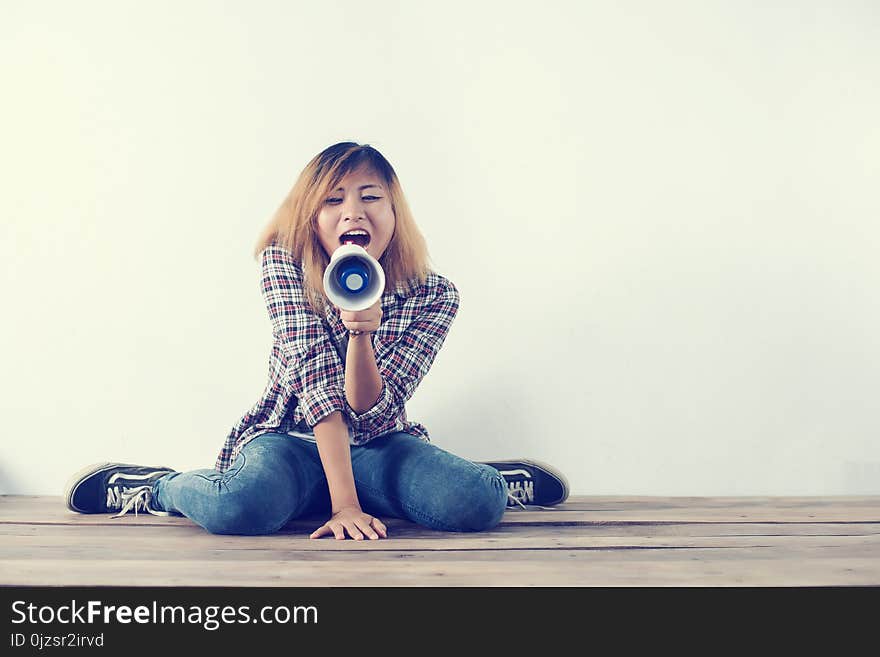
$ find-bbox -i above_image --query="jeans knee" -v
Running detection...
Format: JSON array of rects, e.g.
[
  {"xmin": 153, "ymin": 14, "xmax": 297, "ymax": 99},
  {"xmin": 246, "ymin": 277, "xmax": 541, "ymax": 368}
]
[
  {"xmin": 443, "ymin": 467, "xmax": 507, "ymax": 532},
  {"xmin": 201, "ymin": 492, "xmax": 290, "ymax": 536}
]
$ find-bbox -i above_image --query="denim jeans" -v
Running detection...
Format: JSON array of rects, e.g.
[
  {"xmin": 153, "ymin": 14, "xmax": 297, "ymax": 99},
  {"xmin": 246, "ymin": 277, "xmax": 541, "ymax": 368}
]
[{"xmin": 152, "ymin": 431, "xmax": 508, "ymax": 535}]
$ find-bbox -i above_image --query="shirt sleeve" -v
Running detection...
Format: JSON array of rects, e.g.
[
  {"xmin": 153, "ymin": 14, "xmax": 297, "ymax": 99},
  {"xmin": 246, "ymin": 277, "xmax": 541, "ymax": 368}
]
[
  {"xmin": 347, "ymin": 277, "xmax": 460, "ymax": 434},
  {"xmin": 259, "ymin": 246, "xmax": 347, "ymax": 428}
]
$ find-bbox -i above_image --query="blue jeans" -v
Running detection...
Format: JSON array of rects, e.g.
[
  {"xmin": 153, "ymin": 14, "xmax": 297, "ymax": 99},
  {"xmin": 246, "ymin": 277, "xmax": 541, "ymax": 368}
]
[{"xmin": 152, "ymin": 431, "xmax": 508, "ymax": 535}]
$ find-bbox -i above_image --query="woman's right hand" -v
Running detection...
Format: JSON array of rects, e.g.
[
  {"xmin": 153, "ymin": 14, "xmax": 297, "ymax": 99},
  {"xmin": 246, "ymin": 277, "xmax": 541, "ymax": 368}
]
[{"xmin": 310, "ymin": 505, "xmax": 388, "ymax": 541}]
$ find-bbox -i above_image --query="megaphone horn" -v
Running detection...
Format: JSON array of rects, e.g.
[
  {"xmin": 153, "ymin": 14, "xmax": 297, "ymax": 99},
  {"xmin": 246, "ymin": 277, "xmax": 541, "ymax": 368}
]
[{"xmin": 323, "ymin": 243, "xmax": 386, "ymax": 312}]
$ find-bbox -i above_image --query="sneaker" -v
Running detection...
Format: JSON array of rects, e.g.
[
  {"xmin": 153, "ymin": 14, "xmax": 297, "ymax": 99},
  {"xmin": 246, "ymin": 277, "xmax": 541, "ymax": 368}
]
[
  {"xmin": 64, "ymin": 462, "xmax": 176, "ymax": 518},
  {"xmin": 479, "ymin": 459, "xmax": 570, "ymax": 508}
]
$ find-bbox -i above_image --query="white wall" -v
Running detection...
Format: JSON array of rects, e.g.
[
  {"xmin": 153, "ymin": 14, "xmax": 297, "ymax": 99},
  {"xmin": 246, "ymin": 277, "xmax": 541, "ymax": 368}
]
[{"xmin": 2, "ymin": 0, "xmax": 878, "ymax": 496}]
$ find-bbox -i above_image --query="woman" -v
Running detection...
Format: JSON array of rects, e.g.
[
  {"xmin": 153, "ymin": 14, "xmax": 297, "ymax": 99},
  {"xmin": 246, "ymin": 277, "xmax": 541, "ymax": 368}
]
[{"xmin": 65, "ymin": 142, "xmax": 568, "ymax": 540}]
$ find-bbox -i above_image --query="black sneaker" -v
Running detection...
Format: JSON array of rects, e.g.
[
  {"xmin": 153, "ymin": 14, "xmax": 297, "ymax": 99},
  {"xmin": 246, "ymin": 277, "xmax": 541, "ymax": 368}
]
[
  {"xmin": 479, "ymin": 459, "xmax": 570, "ymax": 508},
  {"xmin": 64, "ymin": 462, "xmax": 176, "ymax": 518}
]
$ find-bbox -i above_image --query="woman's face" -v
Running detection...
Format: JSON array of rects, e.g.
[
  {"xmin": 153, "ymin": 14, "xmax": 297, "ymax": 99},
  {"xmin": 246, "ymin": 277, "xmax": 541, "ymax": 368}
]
[{"xmin": 316, "ymin": 167, "xmax": 396, "ymax": 261}]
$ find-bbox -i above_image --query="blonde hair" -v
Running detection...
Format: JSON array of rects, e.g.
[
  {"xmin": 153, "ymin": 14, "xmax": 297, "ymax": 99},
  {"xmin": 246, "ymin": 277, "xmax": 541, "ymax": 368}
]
[{"xmin": 254, "ymin": 142, "xmax": 432, "ymax": 316}]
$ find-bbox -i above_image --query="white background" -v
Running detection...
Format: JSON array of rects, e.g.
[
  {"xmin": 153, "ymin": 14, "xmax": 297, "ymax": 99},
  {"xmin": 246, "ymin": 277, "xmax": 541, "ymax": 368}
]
[{"xmin": 2, "ymin": 1, "xmax": 878, "ymax": 495}]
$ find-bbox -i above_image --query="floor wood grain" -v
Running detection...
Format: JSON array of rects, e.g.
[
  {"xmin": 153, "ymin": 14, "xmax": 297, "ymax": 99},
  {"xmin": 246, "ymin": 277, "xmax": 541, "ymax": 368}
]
[{"xmin": 2, "ymin": 495, "xmax": 879, "ymax": 586}]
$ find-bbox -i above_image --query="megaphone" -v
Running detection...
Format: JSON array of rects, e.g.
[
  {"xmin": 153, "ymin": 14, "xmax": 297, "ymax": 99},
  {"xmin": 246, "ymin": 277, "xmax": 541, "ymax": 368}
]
[{"xmin": 323, "ymin": 243, "xmax": 386, "ymax": 312}]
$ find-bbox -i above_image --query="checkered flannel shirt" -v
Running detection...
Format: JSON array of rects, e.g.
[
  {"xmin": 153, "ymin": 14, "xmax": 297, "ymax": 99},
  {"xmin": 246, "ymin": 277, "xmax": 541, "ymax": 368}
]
[{"xmin": 214, "ymin": 244, "xmax": 460, "ymax": 472}]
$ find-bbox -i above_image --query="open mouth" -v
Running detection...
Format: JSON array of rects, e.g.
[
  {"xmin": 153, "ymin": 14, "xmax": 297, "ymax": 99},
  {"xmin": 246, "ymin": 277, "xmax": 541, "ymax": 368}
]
[{"xmin": 339, "ymin": 230, "xmax": 371, "ymax": 248}]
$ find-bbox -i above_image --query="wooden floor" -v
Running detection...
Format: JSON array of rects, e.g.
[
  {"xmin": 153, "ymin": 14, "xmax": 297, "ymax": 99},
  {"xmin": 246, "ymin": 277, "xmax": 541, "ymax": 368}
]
[{"xmin": 2, "ymin": 495, "xmax": 879, "ymax": 586}]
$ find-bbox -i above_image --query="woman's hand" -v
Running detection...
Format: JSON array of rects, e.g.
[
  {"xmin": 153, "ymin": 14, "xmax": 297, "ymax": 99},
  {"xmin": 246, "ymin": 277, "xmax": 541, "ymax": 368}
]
[
  {"xmin": 310, "ymin": 505, "xmax": 388, "ymax": 541},
  {"xmin": 337, "ymin": 300, "xmax": 383, "ymax": 334}
]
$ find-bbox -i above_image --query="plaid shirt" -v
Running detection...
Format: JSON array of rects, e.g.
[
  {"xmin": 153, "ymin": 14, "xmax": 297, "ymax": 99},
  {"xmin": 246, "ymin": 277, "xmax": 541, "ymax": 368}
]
[{"xmin": 214, "ymin": 244, "xmax": 460, "ymax": 472}]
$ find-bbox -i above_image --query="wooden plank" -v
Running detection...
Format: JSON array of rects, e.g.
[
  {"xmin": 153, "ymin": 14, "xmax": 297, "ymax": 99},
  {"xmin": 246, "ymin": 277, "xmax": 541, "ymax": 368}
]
[
  {"xmin": 2, "ymin": 521, "xmax": 879, "ymax": 541},
  {"xmin": 2, "ymin": 526, "xmax": 879, "ymax": 552},
  {"xmin": 9, "ymin": 494, "xmax": 880, "ymax": 511},
  {"xmin": 4, "ymin": 496, "xmax": 880, "ymax": 524},
  {"xmin": 2, "ymin": 540, "xmax": 874, "ymax": 563},
  {"xmin": 546, "ymin": 496, "xmax": 880, "ymax": 511},
  {"xmin": 10, "ymin": 494, "xmax": 880, "ymax": 508},
  {"xmin": 2, "ymin": 535, "xmax": 879, "ymax": 562},
  {"xmin": 2, "ymin": 554, "xmax": 878, "ymax": 586}
]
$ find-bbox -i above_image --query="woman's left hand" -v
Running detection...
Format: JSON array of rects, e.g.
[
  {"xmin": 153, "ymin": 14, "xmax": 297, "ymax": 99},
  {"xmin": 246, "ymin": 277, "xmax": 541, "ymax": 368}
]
[{"xmin": 338, "ymin": 299, "xmax": 383, "ymax": 334}]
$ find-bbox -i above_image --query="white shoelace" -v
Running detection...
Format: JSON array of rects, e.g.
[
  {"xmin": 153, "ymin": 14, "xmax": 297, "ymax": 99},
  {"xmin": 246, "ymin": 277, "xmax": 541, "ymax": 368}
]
[
  {"xmin": 109, "ymin": 485, "xmax": 171, "ymax": 518},
  {"xmin": 506, "ymin": 480, "xmax": 533, "ymax": 509},
  {"xmin": 506, "ymin": 480, "xmax": 556, "ymax": 510}
]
